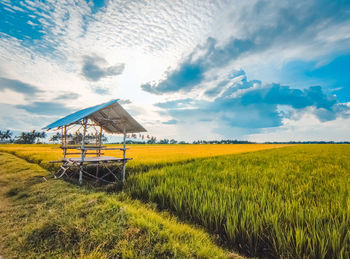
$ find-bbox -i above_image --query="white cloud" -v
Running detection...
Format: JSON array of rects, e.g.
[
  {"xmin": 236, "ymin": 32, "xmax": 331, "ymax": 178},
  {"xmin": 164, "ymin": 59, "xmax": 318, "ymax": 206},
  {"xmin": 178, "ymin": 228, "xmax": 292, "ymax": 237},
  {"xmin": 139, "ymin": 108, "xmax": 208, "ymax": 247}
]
[
  {"xmin": 0, "ymin": 0, "xmax": 225, "ymax": 124},
  {"xmin": 247, "ymin": 110, "xmax": 350, "ymax": 142},
  {"xmin": 0, "ymin": 103, "xmax": 55, "ymax": 132},
  {"xmin": 0, "ymin": 89, "xmax": 28, "ymax": 105}
]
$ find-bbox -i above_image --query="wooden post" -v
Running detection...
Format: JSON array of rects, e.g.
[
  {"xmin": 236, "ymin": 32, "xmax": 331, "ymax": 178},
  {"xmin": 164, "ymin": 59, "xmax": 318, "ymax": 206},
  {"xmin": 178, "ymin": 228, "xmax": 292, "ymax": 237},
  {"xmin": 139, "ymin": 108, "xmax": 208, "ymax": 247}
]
[
  {"xmin": 63, "ymin": 125, "xmax": 67, "ymax": 159},
  {"xmin": 79, "ymin": 118, "xmax": 88, "ymax": 185},
  {"xmin": 98, "ymin": 126, "xmax": 103, "ymax": 157},
  {"xmin": 96, "ymin": 125, "xmax": 103, "ymax": 180},
  {"xmin": 61, "ymin": 127, "xmax": 64, "ymax": 158},
  {"xmin": 122, "ymin": 128, "xmax": 126, "ymax": 182}
]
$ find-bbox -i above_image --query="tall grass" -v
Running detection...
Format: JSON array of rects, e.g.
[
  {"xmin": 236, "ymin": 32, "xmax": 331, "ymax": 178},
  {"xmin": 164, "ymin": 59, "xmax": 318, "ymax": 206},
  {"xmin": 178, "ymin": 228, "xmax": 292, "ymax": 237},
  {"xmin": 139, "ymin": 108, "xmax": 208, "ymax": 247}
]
[{"xmin": 126, "ymin": 145, "xmax": 350, "ymax": 258}]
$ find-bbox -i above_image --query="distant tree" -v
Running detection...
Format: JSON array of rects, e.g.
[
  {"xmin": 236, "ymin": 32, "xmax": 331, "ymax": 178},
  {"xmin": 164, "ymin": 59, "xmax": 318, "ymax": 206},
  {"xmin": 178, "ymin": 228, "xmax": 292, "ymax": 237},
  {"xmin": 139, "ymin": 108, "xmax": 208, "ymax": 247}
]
[
  {"xmin": 0, "ymin": 129, "xmax": 13, "ymax": 143},
  {"xmin": 68, "ymin": 132, "xmax": 83, "ymax": 144},
  {"xmin": 49, "ymin": 132, "xmax": 61, "ymax": 143},
  {"xmin": 15, "ymin": 130, "xmax": 47, "ymax": 144},
  {"xmin": 85, "ymin": 133, "xmax": 108, "ymax": 143},
  {"xmin": 170, "ymin": 139, "xmax": 177, "ymax": 144},
  {"xmin": 101, "ymin": 134, "xmax": 108, "ymax": 142},
  {"xmin": 147, "ymin": 137, "xmax": 157, "ymax": 144},
  {"xmin": 36, "ymin": 131, "xmax": 46, "ymax": 143},
  {"xmin": 191, "ymin": 139, "xmax": 254, "ymax": 144},
  {"xmin": 159, "ymin": 139, "xmax": 170, "ymax": 144},
  {"xmin": 65, "ymin": 132, "xmax": 108, "ymax": 145}
]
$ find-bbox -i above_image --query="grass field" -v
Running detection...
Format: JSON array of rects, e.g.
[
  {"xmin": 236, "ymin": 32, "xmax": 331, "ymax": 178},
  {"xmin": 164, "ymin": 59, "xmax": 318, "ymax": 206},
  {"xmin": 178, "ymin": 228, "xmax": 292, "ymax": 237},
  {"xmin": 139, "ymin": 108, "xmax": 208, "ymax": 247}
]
[{"xmin": 0, "ymin": 144, "xmax": 349, "ymax": 258}]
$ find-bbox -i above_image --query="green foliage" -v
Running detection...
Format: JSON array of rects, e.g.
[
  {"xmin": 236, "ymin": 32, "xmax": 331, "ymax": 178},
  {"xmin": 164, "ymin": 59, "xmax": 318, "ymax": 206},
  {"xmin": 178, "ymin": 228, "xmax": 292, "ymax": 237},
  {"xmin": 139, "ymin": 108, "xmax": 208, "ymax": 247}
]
[
  {"xmin": 49, "ymin": 132, "xmax": 61, "ymax": 143},
  {"xmin": 0, "ymin": 152, "xmax": 233, "ymax": 258},
  {"xmin": 126, "ymin": 145, "xmax": 350, "ymax": 258},
  {"xmin": 15, "ymin": 130, "xmax": 46, "ymax": 144},
  {"xmin": 0, "ymin": 129, "xmax": 13, "ymax": 143}
]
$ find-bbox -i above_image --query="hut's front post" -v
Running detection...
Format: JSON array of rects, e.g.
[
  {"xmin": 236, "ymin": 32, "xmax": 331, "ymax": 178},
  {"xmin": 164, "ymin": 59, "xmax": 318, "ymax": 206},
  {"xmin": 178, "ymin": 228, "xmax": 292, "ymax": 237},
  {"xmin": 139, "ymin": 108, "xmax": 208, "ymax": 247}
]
[
  {"xmin": 122, "ymin": 128, "xmax": 126, "ymax": 182},
  {"xmin": 61, "ymin": 127, "xmax": 64, "ymax": 157},
  {"xmin": 79, "ymin": 118, "xmax": 88, "ymax": 185},
  {"xmin": 98, "ymin": 126, "xmax": 102, "ymax": 157},
  {"xmin": 63, "ymin": 125, "xmax": 67, "ymax": 158},
  {"xmin": 96, "ymin": 126, "xmax": 103, "ymax": 180}
]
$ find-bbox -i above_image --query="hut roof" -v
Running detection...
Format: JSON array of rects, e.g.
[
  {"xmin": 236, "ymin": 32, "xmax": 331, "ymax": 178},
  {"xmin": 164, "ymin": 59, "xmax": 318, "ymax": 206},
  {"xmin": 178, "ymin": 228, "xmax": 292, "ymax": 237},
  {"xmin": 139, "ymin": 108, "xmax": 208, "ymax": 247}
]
[{"xmin": 43, "ymin": 99, "xmax": 146, "ymax": 134}]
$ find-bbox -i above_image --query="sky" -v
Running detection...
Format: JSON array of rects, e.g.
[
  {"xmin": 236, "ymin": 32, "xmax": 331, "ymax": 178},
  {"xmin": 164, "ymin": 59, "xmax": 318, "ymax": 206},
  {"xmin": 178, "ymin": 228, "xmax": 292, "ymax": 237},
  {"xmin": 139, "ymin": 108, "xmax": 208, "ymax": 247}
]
[{"xmin": 0, "ymin": 0, "xmax": 349, "ymax": 142}]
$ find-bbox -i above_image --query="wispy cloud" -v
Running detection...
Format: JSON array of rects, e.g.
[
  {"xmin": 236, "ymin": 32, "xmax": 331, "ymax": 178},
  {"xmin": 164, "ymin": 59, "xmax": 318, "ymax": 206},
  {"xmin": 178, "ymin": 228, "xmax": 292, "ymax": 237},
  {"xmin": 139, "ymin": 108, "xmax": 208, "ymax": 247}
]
[
  {"xmin": 81, "ymin": 55, "xmax": 125, "ymax": 82},
  {"xmin": 55, "ymin": 92, "xmax": 80, "ymax": 100},
  {"xmin": 0, "ymin": 77, "xmax": 42, "ymax": 96},
  {"xmin": 16, "ymin": 101, "xmax": 74, "ymax": 115},
  {"xmin": 118, "ymin": 99, "xmax": 132, "ymax": 105},
  {"xmin": 163, "ymin": 119, "xmax": 178, "ymax": 125},
  {"xmin": 142, "ymin": 0, "xmax": 350, "ymax": 95},
  {"xmin": 91, "ymin": 85, "xmax": 110, "ymax": 95}
]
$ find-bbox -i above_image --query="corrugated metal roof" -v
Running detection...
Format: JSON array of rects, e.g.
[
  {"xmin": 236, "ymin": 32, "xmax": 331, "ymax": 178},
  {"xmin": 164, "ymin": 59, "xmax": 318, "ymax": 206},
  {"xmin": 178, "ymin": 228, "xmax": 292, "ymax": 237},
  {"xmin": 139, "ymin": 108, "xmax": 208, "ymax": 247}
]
[{"xmin": 43, "ymin": 99, "xmax": 147, "ymax": 133}]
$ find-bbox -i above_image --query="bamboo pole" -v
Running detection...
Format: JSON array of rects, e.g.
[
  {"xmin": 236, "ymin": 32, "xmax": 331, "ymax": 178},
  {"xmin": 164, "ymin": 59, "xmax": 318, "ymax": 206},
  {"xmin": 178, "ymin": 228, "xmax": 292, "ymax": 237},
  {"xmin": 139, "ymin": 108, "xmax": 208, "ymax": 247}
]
[
  {"xmin": 96, "ymin": 125, "xmax": 103, "ymax": 180},
  {"xmin": 79, "ymin": 118, "xmax": 88, "ymax": 185},
  {"xmin": 98, "ymin": 126, "xmax": 103, "ymax": 157},
  {"xmin": 61, "ymin": 127, "xmax": 64, "ymax": 158},
  {"xmin": 63, "ymin": 125, "xmax": 67, "ymax": 158},
  {"xmin": 122, "ymin": 128, "xmax": 126, "ymax": 182}
]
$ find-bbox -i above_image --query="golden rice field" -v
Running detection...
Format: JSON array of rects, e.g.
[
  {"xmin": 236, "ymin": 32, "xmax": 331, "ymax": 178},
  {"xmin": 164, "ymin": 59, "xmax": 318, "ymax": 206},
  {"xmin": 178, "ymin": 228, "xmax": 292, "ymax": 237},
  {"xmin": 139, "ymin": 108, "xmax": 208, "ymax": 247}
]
[
  {"xmin": 0, "ymin": 143, "xmax": 288, "ymax": 168},
  {"xmin": 1, "ymin": 143, "xmax": 349, "ymax": 258},
  {"xmin": 127, "ymin": 144, "xmax": 350, "ymax": 258}
]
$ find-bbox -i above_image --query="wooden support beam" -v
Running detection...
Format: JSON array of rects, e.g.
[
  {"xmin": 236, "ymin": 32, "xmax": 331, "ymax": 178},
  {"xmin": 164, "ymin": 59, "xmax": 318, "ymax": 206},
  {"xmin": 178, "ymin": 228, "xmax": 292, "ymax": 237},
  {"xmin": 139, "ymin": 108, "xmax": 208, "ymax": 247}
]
[
  {"xmin": 122, "ymin": 128, "xmax": 126, "ymax": 182},
  {"xmin": 63, "ymin": 125, "xmax": 67, "ymax": 158},
  {"xmin": 79, "ymin": 118, "xmax": 88, "ymax": 185},
  {"xmin": 98, "ymin": 126, "xmax": 103, "ymax": 157},
  {"xmin": 65, "ymin": 152, "xmax": 105, "ymax": 155}
]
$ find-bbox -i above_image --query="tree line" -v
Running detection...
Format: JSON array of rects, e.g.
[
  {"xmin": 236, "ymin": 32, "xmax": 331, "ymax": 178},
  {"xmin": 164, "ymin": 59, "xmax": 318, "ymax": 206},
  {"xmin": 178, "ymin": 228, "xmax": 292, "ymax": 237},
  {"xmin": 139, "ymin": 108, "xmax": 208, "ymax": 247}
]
[
  {"xmin": 1, "ymin": 129, "xmax": 349, "ymax": 144},
  {"xmin": 0, "ymin": 130, "xmax": 47, "ymax": 144},
  {"xmin": 0, "ymin": 130, "xmax": 108, "ymax": 144},
  {"xmin": 119, "ymin": 139, "xmax": 254, "ymax": 144}
]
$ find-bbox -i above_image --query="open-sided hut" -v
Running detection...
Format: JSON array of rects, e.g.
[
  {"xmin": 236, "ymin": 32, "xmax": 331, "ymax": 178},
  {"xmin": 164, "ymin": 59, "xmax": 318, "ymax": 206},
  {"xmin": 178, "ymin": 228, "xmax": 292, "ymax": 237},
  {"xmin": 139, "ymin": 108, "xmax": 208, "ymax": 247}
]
[{"xmin": 43, "ymin": 99, "xmax": 146, "ymax": 185}]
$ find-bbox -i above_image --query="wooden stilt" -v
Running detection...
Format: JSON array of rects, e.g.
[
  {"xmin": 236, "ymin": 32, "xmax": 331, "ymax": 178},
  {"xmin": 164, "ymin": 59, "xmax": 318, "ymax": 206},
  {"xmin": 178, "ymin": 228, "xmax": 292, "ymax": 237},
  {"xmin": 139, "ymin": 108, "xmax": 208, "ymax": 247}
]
[
  {"xmin": 79, "ymin": 118, "xmax": 88, "ymax": 185},
  {"xmin": 96, "ymin": 126, "xmax": 103, "ymax": 180},
  {"xmin": 122, "ymin": 128, "xmax": 126, "ymax": 182},
  {"xmin": 63, "ymin": 126, "xmax": 67, "ymax": 159}
]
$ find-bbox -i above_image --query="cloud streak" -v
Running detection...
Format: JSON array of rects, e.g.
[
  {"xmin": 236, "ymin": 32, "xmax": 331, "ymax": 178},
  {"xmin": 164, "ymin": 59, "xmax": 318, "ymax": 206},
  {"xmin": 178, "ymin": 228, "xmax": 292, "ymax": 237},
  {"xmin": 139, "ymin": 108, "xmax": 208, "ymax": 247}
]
[
  {"xmin": 0, "ymin": 77, "xmax": 42, "ymax": 96},
  {"xmin": 81, "ymin": 55, "xmax": 125, "ymax": 81},
  {"xmin": 17, "ymin": 102, "xmax": 74, "ymax": 115}
]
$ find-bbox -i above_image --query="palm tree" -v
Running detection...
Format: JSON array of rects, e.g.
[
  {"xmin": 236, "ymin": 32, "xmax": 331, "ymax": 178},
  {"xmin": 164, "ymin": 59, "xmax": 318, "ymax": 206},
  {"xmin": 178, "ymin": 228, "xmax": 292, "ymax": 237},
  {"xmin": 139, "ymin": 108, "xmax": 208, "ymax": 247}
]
[
  {"xmin": 49, "ymin": 132, "xmax": 61, "ymax": 143},
  {"xmin": 15, "ymin": 130, "xmax": 47, "ymax": 144},
  {"xmin": 0, "ymin": 129, "xmax": 13, "ymax": 142}
]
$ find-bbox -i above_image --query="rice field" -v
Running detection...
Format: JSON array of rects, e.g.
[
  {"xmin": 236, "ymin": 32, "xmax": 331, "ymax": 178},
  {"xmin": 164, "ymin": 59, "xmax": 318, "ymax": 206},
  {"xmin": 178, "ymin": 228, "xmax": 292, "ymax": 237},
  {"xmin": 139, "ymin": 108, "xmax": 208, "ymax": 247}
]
[
  {"xmin": 0, "ymin": 143, "xmax": 349, "ymax": 258},
  {"xmin": 126, "ymin": 144, "xmax": 350, "ymax": 258},
  {"xmin": 0, "ymin": 143, "xmax": 287, "ymax": 169}
]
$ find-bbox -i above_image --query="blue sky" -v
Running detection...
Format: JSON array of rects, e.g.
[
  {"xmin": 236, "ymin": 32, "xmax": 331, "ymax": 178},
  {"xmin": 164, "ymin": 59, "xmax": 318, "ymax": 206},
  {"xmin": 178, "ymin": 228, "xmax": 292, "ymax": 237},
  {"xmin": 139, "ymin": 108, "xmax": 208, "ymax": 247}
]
[{"xmin": 0, "ymin": 0, "xmax": 349, "ymax": 141}]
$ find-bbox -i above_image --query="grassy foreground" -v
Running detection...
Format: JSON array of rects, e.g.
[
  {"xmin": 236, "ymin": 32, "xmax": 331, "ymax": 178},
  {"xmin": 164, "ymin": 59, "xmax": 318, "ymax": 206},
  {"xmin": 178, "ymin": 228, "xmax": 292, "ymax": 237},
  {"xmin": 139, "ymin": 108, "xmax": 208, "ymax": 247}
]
[
  {"xmin": 0, "ymin": 152, "xmax": 238, "ymax": 258},
  {"xmin": 126, "ymin": 145, "xmax": 350, "ymax": 258}
]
